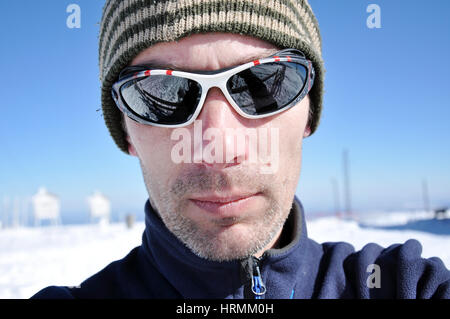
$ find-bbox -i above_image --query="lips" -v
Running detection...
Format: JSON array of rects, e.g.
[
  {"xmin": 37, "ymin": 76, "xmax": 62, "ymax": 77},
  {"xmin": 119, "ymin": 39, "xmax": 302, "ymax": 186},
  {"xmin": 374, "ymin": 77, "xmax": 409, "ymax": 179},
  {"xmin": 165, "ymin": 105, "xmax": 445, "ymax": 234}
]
[
  {"xmin": 189, "ymin": 192, "xmax": 262, "ymax": 217},
  {"xmin": 190, "ymin": 193, "xmax": 255, "ymax": 203}
]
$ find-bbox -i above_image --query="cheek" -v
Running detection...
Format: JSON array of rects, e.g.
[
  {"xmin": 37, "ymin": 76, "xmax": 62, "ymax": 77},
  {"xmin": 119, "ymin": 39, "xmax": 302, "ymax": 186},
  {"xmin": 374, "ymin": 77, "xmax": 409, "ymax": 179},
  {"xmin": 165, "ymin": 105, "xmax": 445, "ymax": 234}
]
[
  {"xmin": 127, "ymin": 121, "xmax": 178, "ymax": 180},
  {"xmin": 131, "ymin": 126, "xmax": 169, "ymax": 155},
  {"xmin": 277, "ymin": 124, "xmax": 304, "ymax": 174},
  {"xmin": 277, "ymin": 106, "xmax": 308, "ymax": 159},
  {"xmin": 270, "ymin": 101, "xmax": 309, "ymax": 189}
]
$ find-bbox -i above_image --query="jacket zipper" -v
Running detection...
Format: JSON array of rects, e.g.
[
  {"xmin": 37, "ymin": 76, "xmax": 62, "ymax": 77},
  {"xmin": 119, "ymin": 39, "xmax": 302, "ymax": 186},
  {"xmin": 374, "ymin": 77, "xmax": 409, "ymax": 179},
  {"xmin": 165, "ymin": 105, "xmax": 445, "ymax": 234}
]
[{"xmin": 251, "ymin": 257, "xmax": 266, "ymax": 299}]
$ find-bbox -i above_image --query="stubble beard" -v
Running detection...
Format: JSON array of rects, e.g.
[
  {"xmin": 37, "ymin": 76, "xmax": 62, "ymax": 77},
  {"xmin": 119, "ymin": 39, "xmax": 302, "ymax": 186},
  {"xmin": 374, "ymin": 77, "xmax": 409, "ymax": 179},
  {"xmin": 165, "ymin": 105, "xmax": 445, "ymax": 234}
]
[{"xmin": 140, "ymin": 162, "xmax": 292, "ymax": 262}]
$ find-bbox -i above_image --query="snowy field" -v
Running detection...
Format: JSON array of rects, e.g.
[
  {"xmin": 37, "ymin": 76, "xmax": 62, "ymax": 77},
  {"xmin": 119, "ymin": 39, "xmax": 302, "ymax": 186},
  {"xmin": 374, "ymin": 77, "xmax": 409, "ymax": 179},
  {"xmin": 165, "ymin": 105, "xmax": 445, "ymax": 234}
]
[{"xmin": 0, "ymin": 211, "xmax": 449, "ymax": 299}]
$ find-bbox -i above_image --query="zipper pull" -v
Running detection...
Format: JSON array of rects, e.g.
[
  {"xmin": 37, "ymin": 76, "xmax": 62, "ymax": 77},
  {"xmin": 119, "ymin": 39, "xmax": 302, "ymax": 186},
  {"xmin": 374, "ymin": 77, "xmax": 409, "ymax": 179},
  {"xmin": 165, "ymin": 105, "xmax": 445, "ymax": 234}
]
[{"xmin": 251, "ymin": 258, "xmax": 266, "ymax": 299}]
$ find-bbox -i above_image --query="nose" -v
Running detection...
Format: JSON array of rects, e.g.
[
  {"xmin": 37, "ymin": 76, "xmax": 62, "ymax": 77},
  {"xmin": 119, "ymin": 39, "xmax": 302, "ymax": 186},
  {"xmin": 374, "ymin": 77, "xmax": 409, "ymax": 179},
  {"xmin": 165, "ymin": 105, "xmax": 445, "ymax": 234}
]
[{"xmin": 193, "ymin": 87, "xmax": 253, "ymax": 169}]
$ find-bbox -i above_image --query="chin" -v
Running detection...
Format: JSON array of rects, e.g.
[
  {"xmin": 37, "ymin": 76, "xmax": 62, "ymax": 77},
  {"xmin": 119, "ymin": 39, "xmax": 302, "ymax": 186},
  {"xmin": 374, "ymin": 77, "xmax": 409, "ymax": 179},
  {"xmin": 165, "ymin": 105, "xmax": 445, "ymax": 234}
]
[{"xmin": 185, "ymin": 220, "xmax": 278, "ymax": 261}]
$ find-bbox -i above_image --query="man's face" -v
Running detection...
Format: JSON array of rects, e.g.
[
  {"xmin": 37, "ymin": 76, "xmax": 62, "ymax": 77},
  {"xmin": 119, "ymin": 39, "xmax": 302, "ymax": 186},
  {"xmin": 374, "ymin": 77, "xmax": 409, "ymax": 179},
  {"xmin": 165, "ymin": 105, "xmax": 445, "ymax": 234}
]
[{"xmin": 125, "ymin": 33, "xmax": 311, "ymax": 261}]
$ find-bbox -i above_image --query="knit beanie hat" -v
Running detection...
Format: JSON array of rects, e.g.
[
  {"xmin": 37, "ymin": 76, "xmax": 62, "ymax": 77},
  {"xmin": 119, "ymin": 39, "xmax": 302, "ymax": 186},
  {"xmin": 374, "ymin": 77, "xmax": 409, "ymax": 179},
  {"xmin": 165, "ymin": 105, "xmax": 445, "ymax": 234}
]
[{"xmin": 99, "ymin": 0, "xmax": 325, "ymax": 154}]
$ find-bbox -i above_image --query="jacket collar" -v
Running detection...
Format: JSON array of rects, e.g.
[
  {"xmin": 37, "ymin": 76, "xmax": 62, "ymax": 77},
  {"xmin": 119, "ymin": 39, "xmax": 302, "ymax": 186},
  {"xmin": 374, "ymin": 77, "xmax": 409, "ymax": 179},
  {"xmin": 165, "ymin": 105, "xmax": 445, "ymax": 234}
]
[{"xmin": 141, "ymin": 196, "xmax": 309, "ymax": 298}]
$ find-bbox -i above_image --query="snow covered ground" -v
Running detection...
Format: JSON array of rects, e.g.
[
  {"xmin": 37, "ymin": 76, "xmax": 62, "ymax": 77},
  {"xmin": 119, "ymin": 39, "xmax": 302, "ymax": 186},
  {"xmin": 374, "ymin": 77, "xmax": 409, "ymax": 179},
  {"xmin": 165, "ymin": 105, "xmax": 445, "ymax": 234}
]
[
  {"xmin": 0, "ymin": 211, "xmax": 449, "ymax": 299},
  {"xmin": 0, "ymin": 221, "xmax": 145, "ymax": 299}
]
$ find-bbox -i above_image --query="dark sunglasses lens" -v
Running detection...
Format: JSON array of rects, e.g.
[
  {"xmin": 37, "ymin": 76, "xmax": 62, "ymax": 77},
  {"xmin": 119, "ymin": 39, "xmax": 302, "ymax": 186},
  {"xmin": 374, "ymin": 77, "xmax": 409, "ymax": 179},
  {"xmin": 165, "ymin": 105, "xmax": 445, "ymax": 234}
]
[
  {"xmin": 120, "ymin": 75, "xmax": 202, "ymax": 125},
  {"xmin": 226, "ymin": 62, "xmax": 308, "ymax": 116}
]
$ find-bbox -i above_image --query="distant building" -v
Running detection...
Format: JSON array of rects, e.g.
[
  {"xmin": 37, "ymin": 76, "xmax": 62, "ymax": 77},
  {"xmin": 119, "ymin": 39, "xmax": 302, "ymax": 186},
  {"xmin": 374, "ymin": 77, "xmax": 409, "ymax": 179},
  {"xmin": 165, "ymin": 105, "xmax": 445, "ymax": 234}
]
[
  {"xmin": 31, "ymin": 187, "xmax": 61, "ymax": 226},
  {"xmin": 87, "ymin": 191, "xmax": 111, "ymax": 224}
]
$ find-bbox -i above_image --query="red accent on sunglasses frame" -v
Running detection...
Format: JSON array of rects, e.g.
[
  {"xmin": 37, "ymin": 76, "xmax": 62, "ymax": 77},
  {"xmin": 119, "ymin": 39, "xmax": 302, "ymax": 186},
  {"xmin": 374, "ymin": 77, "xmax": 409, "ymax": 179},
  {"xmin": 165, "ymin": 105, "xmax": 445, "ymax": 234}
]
[
  {"xmin": 253, "ymin": 60, "xmax": 260, "ymax": 66},
  {"xmin": 287, "ymin": 56, "xmax": 292, "ymax": 62},
  {"xmin": 166, "ymin": 70, "xmax": 173, "ymax": 75},
  {"xmin": 144, "ymin": 70, "xmax": 151, "ymax": 76},
  {"xmin": 274, "ymin": 56, "xmax": 280, "ymax": 62}
]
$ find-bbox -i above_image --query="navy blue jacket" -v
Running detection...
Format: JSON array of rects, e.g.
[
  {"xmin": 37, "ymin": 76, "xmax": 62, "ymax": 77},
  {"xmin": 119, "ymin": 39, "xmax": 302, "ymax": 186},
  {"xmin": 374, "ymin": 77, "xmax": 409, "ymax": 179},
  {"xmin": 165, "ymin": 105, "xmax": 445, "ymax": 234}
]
[{"xmin": 32, "ymin": 197, "xmax": 450, "ymax": 299}]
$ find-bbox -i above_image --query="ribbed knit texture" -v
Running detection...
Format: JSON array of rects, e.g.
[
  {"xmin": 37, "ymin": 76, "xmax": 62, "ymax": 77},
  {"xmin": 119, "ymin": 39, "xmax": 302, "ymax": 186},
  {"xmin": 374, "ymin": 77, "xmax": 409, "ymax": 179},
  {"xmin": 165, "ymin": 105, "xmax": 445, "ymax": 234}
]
[{"xmin": 99, "ymin": 0, "xmax": 325, "ymax": 153}]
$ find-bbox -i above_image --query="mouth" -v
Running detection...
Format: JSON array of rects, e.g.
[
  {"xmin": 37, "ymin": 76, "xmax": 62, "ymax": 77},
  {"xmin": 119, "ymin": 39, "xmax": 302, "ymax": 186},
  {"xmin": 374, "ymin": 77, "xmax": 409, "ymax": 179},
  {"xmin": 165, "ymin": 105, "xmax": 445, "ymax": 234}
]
[{"xmin": 189, "ymin": 192, "xmax": 262, "ymax": 217}]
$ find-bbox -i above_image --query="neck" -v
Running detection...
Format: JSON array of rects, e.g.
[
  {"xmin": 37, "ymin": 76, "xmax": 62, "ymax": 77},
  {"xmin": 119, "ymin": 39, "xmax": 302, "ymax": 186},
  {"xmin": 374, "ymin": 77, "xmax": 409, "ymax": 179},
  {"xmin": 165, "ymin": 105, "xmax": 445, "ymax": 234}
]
[{"xmin": 253, "ymin": 226, "xmax": 284, "ymax": 258}]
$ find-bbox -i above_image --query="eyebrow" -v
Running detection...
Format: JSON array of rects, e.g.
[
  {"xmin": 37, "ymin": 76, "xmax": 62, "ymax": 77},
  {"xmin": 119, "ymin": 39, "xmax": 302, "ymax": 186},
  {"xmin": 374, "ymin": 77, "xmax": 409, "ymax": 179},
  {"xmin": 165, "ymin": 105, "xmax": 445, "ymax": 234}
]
[{"xmin": 133, "ymin": 48, "xmax": 280, "ymax": 71}]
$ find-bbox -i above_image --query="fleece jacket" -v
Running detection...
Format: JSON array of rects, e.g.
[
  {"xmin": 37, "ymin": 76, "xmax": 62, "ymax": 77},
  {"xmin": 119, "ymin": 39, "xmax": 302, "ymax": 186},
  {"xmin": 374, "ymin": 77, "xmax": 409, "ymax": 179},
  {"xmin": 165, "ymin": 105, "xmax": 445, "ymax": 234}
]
[{"xmin": 32, "ymin": 197, "xmax": 450, "ymax": 299}]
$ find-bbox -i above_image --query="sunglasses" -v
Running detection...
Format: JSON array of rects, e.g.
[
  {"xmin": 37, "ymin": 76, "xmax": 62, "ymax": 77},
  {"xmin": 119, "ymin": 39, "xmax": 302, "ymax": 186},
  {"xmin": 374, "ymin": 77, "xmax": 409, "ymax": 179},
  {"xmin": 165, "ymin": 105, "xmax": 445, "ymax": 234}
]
[{"xmin": 111, "ymin": 48, "xmax": 315, "ymax": 127}]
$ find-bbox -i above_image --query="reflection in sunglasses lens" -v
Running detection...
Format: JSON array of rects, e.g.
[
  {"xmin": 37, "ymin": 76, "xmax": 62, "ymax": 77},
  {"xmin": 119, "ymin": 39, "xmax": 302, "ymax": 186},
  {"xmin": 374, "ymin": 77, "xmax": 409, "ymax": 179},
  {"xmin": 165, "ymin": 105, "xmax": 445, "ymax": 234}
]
[
  {"xmin": 227, "ymin": 62, "xmax": 307, "ymax": 115},
  {"xmin": 121, "ymin": 75, "xmax": 202, "ymax": 125}
]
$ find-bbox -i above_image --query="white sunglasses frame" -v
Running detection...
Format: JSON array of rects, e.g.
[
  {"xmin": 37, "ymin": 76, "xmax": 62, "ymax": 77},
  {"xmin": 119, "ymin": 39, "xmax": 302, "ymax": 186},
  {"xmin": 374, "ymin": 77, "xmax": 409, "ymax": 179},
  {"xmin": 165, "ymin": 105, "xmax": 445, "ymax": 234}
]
[{"xmin": 111, "ymin": 49, "xmax": 315, "ymax": 128}]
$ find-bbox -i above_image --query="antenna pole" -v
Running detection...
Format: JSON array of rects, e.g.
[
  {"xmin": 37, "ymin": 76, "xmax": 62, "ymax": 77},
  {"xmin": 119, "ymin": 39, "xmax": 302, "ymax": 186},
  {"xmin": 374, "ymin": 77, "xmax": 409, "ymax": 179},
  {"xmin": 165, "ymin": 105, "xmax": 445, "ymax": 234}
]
[
  {"xmin": 343, "ymin": 149, "xmax": 352, "ymax": 219},
  {"xmin": 331, "ymin": 177, "xmax": 341, "ymax": 218},
  {"xmin": 422, "ymin": 178, "xmax": 430, "ymax": 212}
]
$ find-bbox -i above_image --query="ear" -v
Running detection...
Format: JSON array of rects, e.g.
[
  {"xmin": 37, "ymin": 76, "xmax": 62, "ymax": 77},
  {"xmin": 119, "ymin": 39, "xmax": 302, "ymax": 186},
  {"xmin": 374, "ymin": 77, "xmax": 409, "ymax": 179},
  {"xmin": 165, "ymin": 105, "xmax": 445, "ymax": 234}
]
[
  {"xmin": 122, "ymin": 115, "xmax": 138, "ymax": 157},
  {"xmin": 303, "ymin": 126, "xmax": 311, "ymax": 138},
  {"xmin": 126, "ymin": 136, "xmax": 138, "ymax": 157}
]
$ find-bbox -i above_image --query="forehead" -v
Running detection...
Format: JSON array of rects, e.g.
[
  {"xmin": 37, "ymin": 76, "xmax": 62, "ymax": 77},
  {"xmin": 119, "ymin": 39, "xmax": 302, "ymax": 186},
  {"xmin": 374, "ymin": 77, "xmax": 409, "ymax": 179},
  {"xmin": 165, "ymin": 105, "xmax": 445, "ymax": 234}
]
[{"xmin": 130, "ymin": 32, "xmax": 279, "ymax": 71}]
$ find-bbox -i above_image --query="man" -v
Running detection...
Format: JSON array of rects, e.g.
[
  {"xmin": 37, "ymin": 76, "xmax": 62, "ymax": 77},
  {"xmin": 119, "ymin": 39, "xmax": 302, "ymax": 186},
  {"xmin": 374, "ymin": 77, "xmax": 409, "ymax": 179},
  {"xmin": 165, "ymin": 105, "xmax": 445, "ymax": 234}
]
[{"xmin": 33, "ymin": 0, "xmax": 449, "ymax": 299}]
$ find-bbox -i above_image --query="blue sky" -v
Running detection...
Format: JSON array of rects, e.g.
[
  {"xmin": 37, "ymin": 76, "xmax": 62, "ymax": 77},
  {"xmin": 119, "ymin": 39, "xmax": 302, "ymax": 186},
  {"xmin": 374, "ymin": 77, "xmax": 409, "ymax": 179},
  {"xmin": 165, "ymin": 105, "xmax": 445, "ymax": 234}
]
[{"xmin": 0, "ymin": 1, "xmax": 449, "ymax": 223}]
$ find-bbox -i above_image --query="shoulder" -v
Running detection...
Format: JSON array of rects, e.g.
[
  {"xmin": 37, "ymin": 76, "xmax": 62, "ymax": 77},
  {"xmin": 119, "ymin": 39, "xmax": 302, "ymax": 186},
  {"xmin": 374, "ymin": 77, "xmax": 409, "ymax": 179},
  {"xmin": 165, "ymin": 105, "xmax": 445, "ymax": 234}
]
[
  {"xmin": 318, "ymin": 239, "xmax": 450, "ymax": 298},
  {"xmin": 31, "ymin": 245, "xmax": 181, "ymax": 299},
  {"xmin": 373, "ymin": 239, "xmax": 450, "ymax": 298},
  {"xmin": 31, "ymin": 286, "xmax": 76, "ymax": 299}
]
